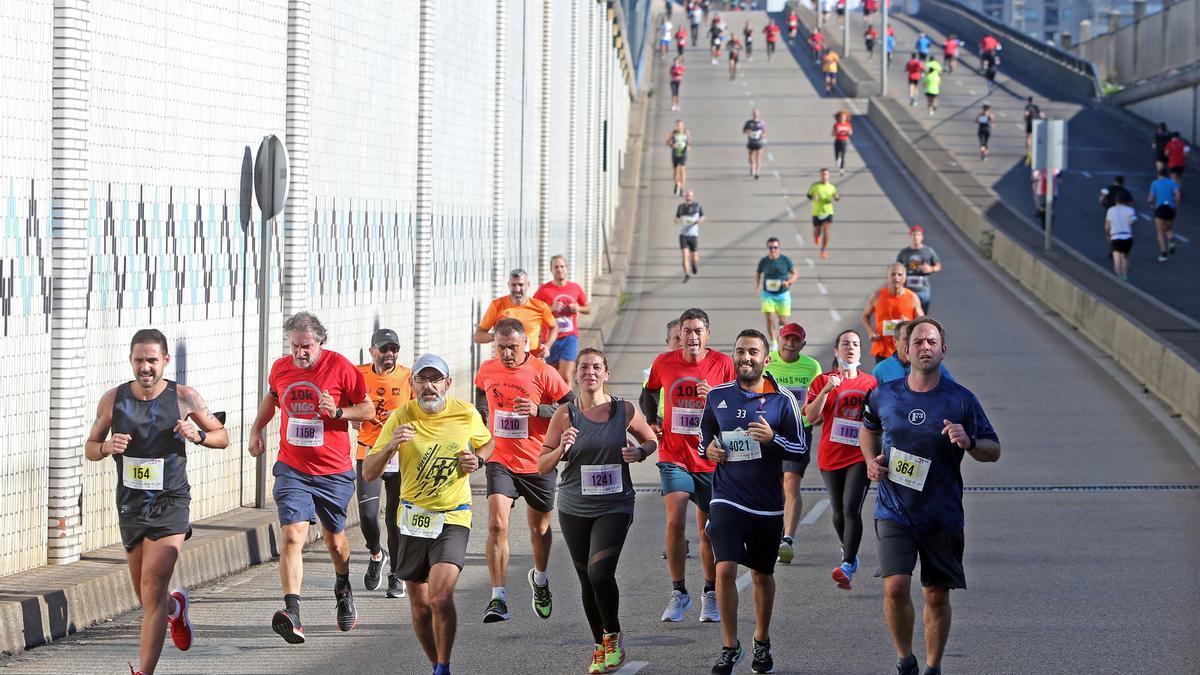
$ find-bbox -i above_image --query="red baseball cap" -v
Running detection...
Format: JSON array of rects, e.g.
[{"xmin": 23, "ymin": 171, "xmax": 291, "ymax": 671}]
[
  {"xmin": 780, "ymin": 323, "xmax": 807, "ymax": 341},
  {"xmin": 909, "ymin": 225, "xmax": 925, "ymax": 233}
]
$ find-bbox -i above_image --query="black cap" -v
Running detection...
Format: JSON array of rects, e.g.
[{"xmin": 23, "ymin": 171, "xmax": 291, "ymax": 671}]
[{"xmin": 371, "ymin": 328, "xmax": 400, "ymax": 349}]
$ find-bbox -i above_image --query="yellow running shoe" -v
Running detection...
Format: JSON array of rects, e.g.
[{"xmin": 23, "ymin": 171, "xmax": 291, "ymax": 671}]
[
  {"xmin": 603, "ymin": 631, "xmax": 626, "ymax": 672},
  {"xmin": 588, "ymin": 643, "xmax": 606, "ymax": 674}
]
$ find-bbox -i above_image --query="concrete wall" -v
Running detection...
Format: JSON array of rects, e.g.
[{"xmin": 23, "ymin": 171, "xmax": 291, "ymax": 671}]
[
  {"xmin": 1124, "ymin": 81, "xmax": 1200, "ymax": 144},
  {"xmin": 0, "ymin": 0, "xmax": 636, "ymax": 577},
  {"xmin": 1074, "ymin": 0, "xmax": 1199, "ymax": 85}
]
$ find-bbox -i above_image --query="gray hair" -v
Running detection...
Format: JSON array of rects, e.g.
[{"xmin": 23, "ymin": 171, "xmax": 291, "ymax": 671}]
[
  {"xmin": 509, "ymin": 268, "xmax": 528, "ymax": 279},
  {"xmin": 283, "ymin": 311, "xmax": 328, "ymax": 344}
]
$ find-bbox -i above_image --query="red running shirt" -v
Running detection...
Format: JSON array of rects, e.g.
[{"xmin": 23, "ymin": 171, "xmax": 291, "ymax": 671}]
[
  {"xmin": 270, "ymin": 350, "xmax": 368, "ymax": 476},
  {"xmin": 645, "ymin": 349, "xmax": 736, "ymax": 473},
  {"xmin": 1165, "ymin": 138, "xmax": 1188, "ymax": 168},
  {"xmin": 764, "ymin": 25, "xmax": 780, "ymax": 42},
  {"xmin": 534, "ymin": 281, "xmax": 590, "ymax": 338},
  {"xmin": 835, "ymin": 122, "xmax": 852, "ymax": 141},
  {"xmin": 906, "ymin": 59, "xmax": 925, "ymax": 81},
  {"xmin": 669, "ymin": 63, "xmax": 685, "ymax": 82},
  {"xmin": 807, "ymin": 370, "xmax": 878, "ymax": 471}
]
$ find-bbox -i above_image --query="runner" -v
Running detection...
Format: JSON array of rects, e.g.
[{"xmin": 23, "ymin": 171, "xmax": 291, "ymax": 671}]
[
  {"xmin": 915, "ymin": 32, "xmax": 932, "ymax": 60},
  {"xmin": 895, "ymin": 225, "xmax": 941, "ymax": 314},
  {"xmin": 943, "ymin": 34, "xmax": 960, "ymax": 73},
  {"xmin": 668, "ymin": 56, "xmax": 685, "ymax": 112},
  {"xmin": 1098, "ymin": 175, "xmax": 1131, "ymax": 212},
  {"xmin": 983, "ymin": 53, "xmax": 998, "ymax": 94},
  {"xmin": 1147, "ymin": 168, "xmax": 1182, "ymax": 261},
  {"xmin": 642, "ymin": 307, "xmax": 736, "ymax": 624},
  {"xmin": 861, "ymin": 317, "xmax": 1001, "ymax": 675},
  {"xmin": 864, "ymin": 25, "xmax": 878, "ymax": 60},
  {"xmin": 1153, "ymin": 122, "xmax": 1171, "ymax": 173},
  {"xmin": 701, "ymin": 329, "xmax": 807, "ymax": 675},
  {"xmin": 667, "ymin": 119, "xmax": 692, "ymax": 195},
  {"xmin": 833, "ymin": 110, "xmax": 853, "ymax": 176},
  {"xmin": 803, "ymin": 329, "xmax": 878, "ymax": 590},
  {"xmin": 474, "ymin": 318, "xmax": 575, "ymax": 623},
  {"xmin": 743, "ymin": 109, "xmax": 766, "ymax": 179},
  {"xmin": 835, "ymin": 0, "xmax": 847, "ymax": 25},
  {"xmin": 763, "ymin": 19, "xmax": 780, "ymax": 60},
  {"xmin": 787, "ymin": 9, "xmax": 799, "ymax": 41},
  {"xmin": 659, "ymin": 16, "xmax": 674, "ymax": 57},
  {"xmin": 743, "ymin": 21, "xmax": 754, "ymax": 61},
  {"xmin": 755, "ymin": 237, "xmax": 797, "ymax": 345},
  {"xmin": 885, "ymin": 29, "xmax": 896, "ymax": 68},
  {"xmin": 675, "ymin": 24, "xmax": 689, "ymax": 58},
  {"xmin": 979, "ymin": 33, "xmax": 1001, "ymax": 70},
  {"xmin": 764, "ymin": 323, "xmax": 822, "ymax": 565},
  {"xmin": 641, "ymin": 318, "xmax": 684, "ymax": 432},
  {"xmin": 727, "ymin": 35, "xmax": 743, "ymax": 80},
  {"xmin": 808, "ymin": 29, "xmax": 824, "ymax": 66},
  {"xmin": 474, "ymin": 268, "xmax": 558, "ymax": 359},
  {"xmin": 354, "ymin": 328, "xmax": 413, "ymax": 598},
  {"xmin": 905, "ymin": 53, "xmax": 925, "ymax": 107},
  {"xmin": 534, "ymin": 254, "xmax": 591, "ymax": 383},
  {"xmin": 1023, "ymin": 97, "xmax": 1044, "ymax": 155},
  {"xmin": 807, "ymin": 168, "xmax": 839, "ymax": 259},
  {"xmin": 1105, "ymin": 191, "xmax": 1137, "ymax": 281},
  {"xmin": 538, "ymin": 348, "xmax": 659, "ymax": 674},
  {"xmin": 923, "ymin": 56, "xmax": 942, "ymax": 116},
  {"xmin": 85, "ymin": 329, "xmax": 229, "ymax": 675},
  {"xmin": 676, "ymin": 189, "xmax": 705, "ymax": 283},
  {"xmin": 709, "ymin": 14, "xmax": 725, "ymax": 64},
  {"xmin": 860, "ymin": 263, "xmax": 924, "ymax": 364},
  {"xmin": 248, "ymin": 311, "xmax": 375, "ymax": 644},
  {"xmin": 1165, "ymin": 131, "xmax": 1190, "ymax": 181},
  {"xmin": 873, "ymin": 321, "xmax": 957, "ymax": 385},
  {"xmin": 976, "ymin": 104, "xmax": 995, "ymax": 161},
  {"xmin": 690, "ymin": 1, "xmax": 704, "ymax": 45},
  {"xmin": 822, "ymin": 48, "xmax": 840, "ymax": 95},
  {"xmin": 864, "ymin": 0, "xmax": 878, "ymax": 19},
  {"xmin": 364, "ymin": 353, "xmax": 495, "ymax": 675}
]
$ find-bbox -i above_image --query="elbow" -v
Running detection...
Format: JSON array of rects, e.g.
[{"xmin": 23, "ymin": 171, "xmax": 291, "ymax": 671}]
[
  {"xmin": 209, "ymin": 430, "xmax": 231, "ymax": 449},
  {"xmin": 362, "ymin": 462, "xmax": 382, "ymax": 482}
]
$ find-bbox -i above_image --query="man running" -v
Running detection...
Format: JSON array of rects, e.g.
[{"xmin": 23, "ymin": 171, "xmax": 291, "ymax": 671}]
[
  {"xmin": 641, "ymin": 319, "xmax": 684, "ymax": 429},
  {"xmin": 354, "ymin": 328, "xmax": 413, "ymax": 598},
  {"xmin": 923, "ymin": 56, "xmax": 942, "ymax": 115},
  {"xmin": 822, "ymin": 49, "xmax": 840, "ymax": 95},
  {"xmin": 1105, "ymin": 191, "xmax": 1137, "ymax": 281},
  {"xmin": 643, "ymin": 307, "xmax": 736, "ymax": 624},
  {"xmin": 895, "ymin": 226, "xmax": 941, "ymax": 313},
  {"xmin": 1165, "ymin": 132, "xmax": 1189, "ymax": 181},
  {"xmin": 915, "ymin": 33, "xmax": 932, "ymax": 60},
  {"xmin": 979, "ymin": 34, "xmax": 1001, "ymax": 69},
  {"xmin": 249, "ymin": 311, "xmax": 374, "ymax": 644},
  {"xmin": 743, "ymin": 109, "xmax": 766, "ymax": 179},
  {"xmin": 669, "ymin": 57, "xmax": 685, "ymax": 112},
  {"xmin": 690, "ymin": 2, "xmax": 703, "ymax": 45},
  {"xmin": 659, "ymin": 16, "xmax": 674, "ymax": 57},
  {"xmin": 474, "ymin": 268, "xmax": 557, "ymax": 359},
  {"xmin": 742, "ymin": 21, "xmax": 754, "ymax": 61},
  {"xmin": 667, "ymin": 119, "xmax": 691, "ymax": 195},
  {"xmin": 787, "ymin": 9, "xmax": 799, "ymax": 41},
  {"xmin": 861, "ymin": 263, "xmax": 924, "ymax": 364},
  {"xmin": 833, "ymin": 111, "xmax": 853, "ymax": 176},
  {"xmin": 475, "ymin": 318, "xmax": 575, "ymax": 623},
  {"xmin": 1153, "ymin": 123, "xmax": 1171, "ymax": 173},
  {"xmin": 85, "ymin": 329, "xmax": 229, "ymax": 675},
  {"xmin": 807, "ymin": 168, "xmax": 839, "ymax": 259},
  {"xmin": 763, "ymin": 20, "xmax": 780, "ymax": 60},
  {"xmin": 808, "ymin": 29, "xmax": 825, "ymax": 66},
  {"xmin": 862, "ymin": 317, "xmax": 1001, "ymax": 675},
  {"xmin": 365, "ymin": 353, "xmax": 494, "ymax": 675},
  {"xmin": 1023, "ymin": 97, "xmax": 1044, "ymax": 155},
  {"xmin": 709, "ymin": 15, "xmax": 725, "ymax": 64},
  {"xmin": 727, "ymin": 35, "xmax": 743, "ymax": 80},
  {"xmin": 943, "ymin": 34, "xmax": 960, "ymax": 73},
  {"xmin": 535, "ymin": 255, "xmax": 591, "ymax": 382},
  {"xmin": 764, "ymin": 323, "xmax": 822, "ymax": 565},
  {"xmin": 755, "ymin": 237, "xmax": 796, "ymax": 345},
  {"xmin": 872, "ymin": 321, "xmax": 956, "ymax": 385},
  {"xmin": 1148, "ymin": 168, "xmax": 1182, "ymax": 261},
  {"xmin": 977, "ymin": 104, "xmax": 995, "ymax": 161},
  {"xmin": 675, "ymin": 24, "xmax": 689, "ymax": 58},
  {"xmin": 676, "ymin": 190, "xmax": 704, "ymax": 283},
  {"xmin": 701, "ymin": 329, "xmax": 807, "ymax": 675},
  {"xmin": 905, "ymin": 53, "xmax": 924, "ymax": 107},
  {"xmin": 864, "ymin": 25, "xmax": 878, "ymax": 60}
]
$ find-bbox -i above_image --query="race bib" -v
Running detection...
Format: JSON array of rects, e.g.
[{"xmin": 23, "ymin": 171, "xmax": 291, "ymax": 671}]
[
  {"xmin": 683, "ymin": 214, "xmax": 699, "ymax": 225},
  {"xmin": 556, "ymin": 315, "xmax": 575, "ymax": 334},
  {"xmin": 385, "ymin": 452, "xmax": 400, "ymax": 473},
  {"xmin": 905, "ymin": 275, "xmax": 927, "ymax": 289},
  {"xmin": 286, "ymin": 417, "xmax": 324, "ymax": 447},
  {"xmin": 399, "ymin": 503, "xmax": 445, "ymax": 538},
  {"xmin": 721, "ymin": 429, "xmax": 761, "ymax": 462},
  {"xmin": 881, "ymin": 319, "xmax": 900, "ymax": 337},
  {"xmin": 764, "ymin": 278, "xmax": 783, "ymax": 293},
  {"xmin": 887, "ymin": 448, "xmax": 931, "ymax": 492},
  {"xmin": 123, "ymin": 457, "xmax": 164, "ymax": 491},
  {"xmin": 750, "ymin": 129, "xmax": 763, "ymax": 140},
  {"xmin": 829, "ymin": 416, "xmax": 862, "ymax": 446},
  {"xmin": 581, "ymin": 464, "xmax": 623, "ymax": 495},
  {"xmin": 671, "ymin": 406, "xmax": 703, "ymax": 435},
  {"xmin": 494, "ymin": 410, "xmax": 529, "ymax": 439}
]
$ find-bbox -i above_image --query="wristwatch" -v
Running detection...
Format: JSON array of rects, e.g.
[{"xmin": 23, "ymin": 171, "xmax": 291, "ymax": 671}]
[
  {"xmin": 334, "ymin": 407, "xmax": 344, "ymax": 420},
  {"xmin": 193, "ymin": 429, "xmax": 207, "ymax": 446},
  {"xmin": 966, "ymin": 436, "xmax": 977, "ymax": 451}
]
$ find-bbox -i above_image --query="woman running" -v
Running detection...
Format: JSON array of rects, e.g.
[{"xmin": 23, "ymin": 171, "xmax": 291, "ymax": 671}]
[
  {"xmin": 804, "ymin": 330, "xmax": 877, "ymax": 591},
  {"xmin": 977, "ymin": 104, "xmax": 995, "ymax": 161},
  {"xmin": 832, "ymin": 111, "xmax": 853, "ymax": 176},
  {"xmin": 539, "ymin": 348, "xmax": 658, "ymax": 675},
  {"xmin": 728, "ymin": 36, "xmax": 742, "ymax": 80},
  {"xmin": 742, "ymin": 21, "xmax": 754, "ymax": 61}
]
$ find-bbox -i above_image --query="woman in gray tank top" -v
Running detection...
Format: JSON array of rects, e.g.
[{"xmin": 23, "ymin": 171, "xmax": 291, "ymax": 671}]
[{"xmin": 538, "ymin": 348, "xmax": 658, "ymax": 674}]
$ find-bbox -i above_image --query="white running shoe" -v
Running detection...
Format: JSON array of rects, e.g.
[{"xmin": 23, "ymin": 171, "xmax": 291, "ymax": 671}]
[
  {"xmin": 660, "ymin": 590, "xmax": 693, "ymax": 622},
  {"xmin": 699, "ymin": 590, "xmax": 720, "ymax": 622}
]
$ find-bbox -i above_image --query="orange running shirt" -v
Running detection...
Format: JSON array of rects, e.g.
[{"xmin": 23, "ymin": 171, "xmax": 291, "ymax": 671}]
[
  {"xmin": 354, "ymin": 363, "xmax": 413, "ymax": 460},
  {"xmin": 870, "ymin": 288, "xmax": 922, "ymax": 358},
  {"xmin": 474, "ymin": 356, "xmax": 571, "ymax": 474},
  {"xmin": 479, "ymin": 296, "xmax": 556, "ymax": 356},
  {"xmin": 645, "ymin": 348, "xmax": 736, "ymax": 473}
]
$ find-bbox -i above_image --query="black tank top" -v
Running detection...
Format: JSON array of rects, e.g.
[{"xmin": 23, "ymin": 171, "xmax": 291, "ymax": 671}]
[
  {"xmin": 112, "ymin": 380, "xmax": 189, "ymax": 516},
  {"xmin": 557, "ymin": 399, "xmax": 635, "ymax": 518}
]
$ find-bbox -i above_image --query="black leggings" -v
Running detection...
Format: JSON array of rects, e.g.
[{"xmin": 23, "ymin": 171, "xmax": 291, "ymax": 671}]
[
  {"xmin": 559, "ymin": 511, "xmax": 633, "ymax": 643},
  {"xmin": 834, "ymin": 139, "xmax": 848, "ymax": 169},
  {"xmin": 355, "ymin": 459, "xmax": 401, "ymax": 569},
  {"xmin": 821, "ymin": 462, "xmax": 870, "ymax": 564}
]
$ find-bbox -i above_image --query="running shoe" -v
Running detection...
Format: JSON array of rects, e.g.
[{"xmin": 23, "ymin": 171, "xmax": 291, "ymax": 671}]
[
  {"xmin": 1158, "ymin": 254, "xmax": 1169, "ymax": 262},
  {"xmin": 1169, "ymin": 242, "xmax": 1176, "ymax": 255},
  {"xmin": 588, "ymin": 644, "xmax": 607, "ymax": 674},
  {"xmin": 813, "ymin": 233, "xmax": 821, "ymax": 247},
  {"xmin": 832, "ymin": 561, "xmax": 855, "ymax": 590},
  {"xmin": 691, "ymin": 262, "xmax": 698, "ymax": 275},
  {"xmin": 130, "ymin": 666, "xmax": 146, "ymax": 675},
  {"xmin": 699, "ymin": 590, "xmax": 720, "ymax": 622},
  {"xmin": 660, "ymin": 589, "xmax": 693, "ymax": 622},
  {"xmin": 920, "ymin": 667, "xmax": 942, "ymax": 675},
  {"xmin": 527, "ymin": 568, "xmax": 553, "ymax": 619},
  {"xmin": 711, "ymin": 641, "xmax": 744, "ymax": 675},
  {"xmin": 603, "ymin": 631, "xmax": 626, "ymax": 671},
  {"xmin": 751, "ymin": 639, "xmax": 774, "ymax": 673},
  {"xmin": 364, "ymin": 551, "xmax": 388, "ymax": 591},
  {"xmin": 271, "ymin": 608, "xmax": 306, "ymax": 644},
  {"xmin": 386, "ymin": 573, "xmax": 407, "ymax": 598},
  {"xmin": 851, "ymin": 555, "xmax": 861, "ymax": 574},
  {"xmin": 167, "ymin": 588, "xmax": 193, "ymax": 651},
  {"xmin": 777, "ymin": 539, "xmax": 794, "ymax": 565},
  {"xmin": 335, "ymin": 587, "xmax": 358, "ymax": 631},
  {"xmin": 683, "ymin": 274, "xmax": 690, "ymax": 283},
  {"xmin": 897, "ymin": 653, "xmax": 919, "ymax": 675},
  {"xmin": 819, "ymin": 250, "xmax": 829, "ymax": 259},
  {"xmin": 483, "ymin": 597, "xmax": 511, "ymax": 623}
]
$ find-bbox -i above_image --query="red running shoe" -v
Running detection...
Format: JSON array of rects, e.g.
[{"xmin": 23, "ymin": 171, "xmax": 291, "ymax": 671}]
[{"xmin": 167, "ymin": 588, "xmax": 193, "ymax": 651}]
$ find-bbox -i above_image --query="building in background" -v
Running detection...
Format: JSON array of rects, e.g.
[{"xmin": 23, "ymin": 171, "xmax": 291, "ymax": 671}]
[{"xmin": 951, "ymin": 0, "xmax": 1166, "ymax": 42}]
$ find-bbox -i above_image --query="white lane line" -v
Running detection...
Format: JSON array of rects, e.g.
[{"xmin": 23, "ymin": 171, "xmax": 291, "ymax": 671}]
[
  {"xmin": 800, "ymin": 498, "xmax": 830, "ymax": 525},
  {"xmin": 1176, "ymin": 234, "xmax": 1191, "ymax": 243},
  {"xmin": 1139, "ymin": 213, "xmax": 1152, "ymax": 221},
  {"xmin": 795, "ymin": 233, "xmax": 804, "ymax": 245},
  {"xmin": 773, "ymin": 169, "xmax": 781, "ymax": 180},
  {"xmin": 1081, "ymin": 170, "xmax": 1092, "ymax": 178},
  {"xmin": 736, "ymin": 571, "xmax": 752, "ymax": 591},
  {"xmin": 750, "ymin": 99, "xmax": 756, "ymax": 106},
  {"xmin": 805, "ymin": 258, "xmax": 815, "ymax": 268},
  {"xmin": 998, "ymin": 111, "xmax": 1007, "ymax": 118},
  {"xmin": 817, "ymin": 282, "xmax": 828, "ymax": 295},
  {"xmin": 829, "ymin": 308, "xmax": 842, "ymax": 321},
  {"xmin": 786, "ymin": 206, "xmax": 795, "ymax": 218},
  {"xmin": 968, "ymin": 89, "xmax": 977, "ymax": 96},
  {"xmin": 767, "ymin": 152, "xmax": 775, "ymax": 162},
  {"xmin": 614, "ymin": 662, "xmax": 650, "ymax": 674}
]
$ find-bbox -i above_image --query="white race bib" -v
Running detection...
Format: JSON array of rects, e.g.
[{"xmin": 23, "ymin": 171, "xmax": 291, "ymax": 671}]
[
  {"xmin": 287, "ymin": 417, "xmax": 324, "ymax": 447},
  {"xmin": 721, "ymin": 429, "xmax": 762, "ymax": 462},
  {"xmin": 399, "ymin": 503, "xmax": 445, "ymax": 539},
  {"xmin": 123, "ymin": 457, "xmax": 164, "ymax": 491},
  {"xmin": 683, "ymin": 214, "xmax": 699, "ymax": 225},
  {"xmin": 581, "ymin": 464, "xmax": 623, "ymax": 495},
  {"xmin": 764, "ymin": 278, "xmax": 783, "ymax": 293},
  {"xmin": 881, "ymin": 319, "xmax": 901, "ymax": 337},
  {"xmin": 385, "ymin": 452, "xmax": 400, "ymax": 473},
  {"xmin": 556, "ymin": 315, "xmax": 575, "ymax": 334},
  {"xmin": 494, "ymin": 410, "xmax": 529, "ymax": 439},
  {"xmin": 671, "ymin": 406, "xmax": 703, "ymax": 436},
  {"xmin": 829, "ymin": 416, "xmax": 862, "ymax": 446},
  {"xmin": 905, "ymin": 275, "xmax": 926, "ymax": 289},
  {"xmin": 887, "ymin": 448, "xmax": 931, "ymax": 492}
]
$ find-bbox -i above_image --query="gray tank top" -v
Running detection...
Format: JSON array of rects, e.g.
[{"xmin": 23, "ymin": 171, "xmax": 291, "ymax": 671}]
[
  {"xmin": 557, "ymin": 399, "xmax": 635, "ymax": 518},
  {"xmin": 112, "ymin": 380, "xmax": 190, "ymax": 517}
]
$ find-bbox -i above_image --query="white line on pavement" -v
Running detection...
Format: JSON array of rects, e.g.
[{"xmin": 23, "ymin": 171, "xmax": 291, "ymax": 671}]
[
  {"xmin": 1081, "ymin": 170, "xmax": 1092, "ymax": 178},
  {"xmin": 806, "ymin": 258, "xmax": 815, "ymax": 268},
  {"xmin": 829, "ymin": 308, "xmax": 842, "ymax": 321},
  {"xmin": 767, "ymin": 152, "xmax": 775, "ymax": 162},
  {"xmin": 968, "ymin": 89, "xmax": 976, "ymax": 96},
  {"xmin": 614, "ymin": 661, "xmax": 650, "ymax": 674},
  {"xmin": 786, "ymin": 206, "xmax": 795, "ymax": 218},
  {"xmin": 801, "ymin": 498, "xmax": 830, "ymax": 525},
  {"xmin": 736, "ymin": 571, "xmax": 752, "ymax": 591},
  {"xmin": 1139, "ymin": 213, "xmax": 1152, "ymax": 221},
  {"xmin": 795, "ymin": 233, "xmax": 804, "ymax": 245},
  {"xmin": 817, "ymin": 282, "xmax": 828, "ymax": 295},
  {"xmin": 1176, "ymin": 234, "xmax": 1191, "ymax": 243},
  {"xmin": 773, "ymin": 169, "xmax": 781, "ymax": 179}
]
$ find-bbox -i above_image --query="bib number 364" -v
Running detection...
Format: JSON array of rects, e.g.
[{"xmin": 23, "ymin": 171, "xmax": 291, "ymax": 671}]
[{"xmin": 887, "ymin": 447, "xmax": 931, "ymax": 492}]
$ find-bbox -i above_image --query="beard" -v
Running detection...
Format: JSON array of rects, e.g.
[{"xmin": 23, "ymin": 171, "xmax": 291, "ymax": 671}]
[{"xmin": 417, "ymin": 393, "xmax": 446, "ymax": 414}]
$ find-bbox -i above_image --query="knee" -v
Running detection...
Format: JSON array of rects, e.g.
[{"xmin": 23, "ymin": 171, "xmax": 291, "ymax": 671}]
[
  {"xmin": 430, "ymin": 589, "xmax": 456, "ymax": 612},
  {"xmin": 488, "ymin": 518, "xmax": 509, "ymax": 539},
  {"xmin": 281, "ymin": 526, "xmax": 308, "ymax": 549},
  {"xmin": 883, "ymin": 576, "xmax": 911, "ymax": 602},
  {"xmin": 923, "ymin": 587, "xmax": 950, "ymax": 611}
]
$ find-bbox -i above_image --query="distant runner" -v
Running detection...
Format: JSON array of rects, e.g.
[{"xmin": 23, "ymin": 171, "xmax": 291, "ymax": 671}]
[
  {"xmin": 807, "ymin": 168, "xmax": 840, "ymax": 259},
  {"xmin": 668, "ymin": 119, "xmax": 692, "ymax": 195}
]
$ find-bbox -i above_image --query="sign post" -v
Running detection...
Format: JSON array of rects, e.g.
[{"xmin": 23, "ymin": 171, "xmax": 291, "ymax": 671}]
[
  {"xmin": 881, "ymin": 0, "xmax": 889, "ymax": 95},
  {"xmin": 1032, "ymin": 119, "xmax": 1067, "ymax": 251}
]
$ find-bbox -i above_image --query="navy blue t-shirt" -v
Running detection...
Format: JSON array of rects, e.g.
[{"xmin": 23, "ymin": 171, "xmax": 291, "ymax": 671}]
[
  {"xmin": 699, "ymin": 373, "xmax": 806, "ymax": 516},
  {"xmin": 862, "ymin": 376, "xmax": 998, "ymax": 532}
]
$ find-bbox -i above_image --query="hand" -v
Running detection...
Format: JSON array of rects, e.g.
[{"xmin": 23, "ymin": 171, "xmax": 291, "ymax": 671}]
[
  {"xmin": 512, "ymin": 397, "xmax": 537, "ymax": 416},
  {"xmin": 824, "ymin": 374, "xmax": 843, "ymax": 392},
  {"xmin": 919, "ymin": 263, "xmax": 934, "ymax": 273},
  {"xmin": 783, "ymin": 279, "xmax": 793, "ymax": 289},
  {"xmin": 173, "ymin": 419, "xmax": 201, "ymax": 443},
  {"xmin": 621, "ymin": 444, "xmax": 644, "ymax": 463},
  {"xmin": 318, "ymin": 390, "xmax": 338, "ymax": 418},
  {"xmin": 457, "ymin": 449, "xmax": 479, "ymax": 474},
  {"xmin": 550, "ymin": 301, "xmax": 565, "ymax": 312},
  {"xmin": 350, "ymin": 420, "xmax": 363, "ymax": 431},
  {"xmin": 650, "ymin": 423, "xmax": 663, "ymax": 438},
  {"xmin": 706, "ymin": 439, "xmax": 727, "ymax": 463},
  {"xmin": 696, "ymin": 382, "xmax": 712, "ymax": 398},
  {"xmin": 869, "ymin": 332, "xmax": 882, "ymax": 341},
  {"xmin": 866, "ymin": 453, "xmax": 888, "ymax": 481},
  {"xmin": 108, "ymin": 433, "xmax": 132, "ymax": 456},
  {"xmin": 388, "ymin": 423, "xmax": 417, "ymax": 450},
  {"xmin": 747, "ymin": 415, "xmax": 775, "ymax": 443},
  {"xmin": 755, "ymin": 284, "xmax": 762, "ymax": 294},
  {"xmin": 559, "ymin": 425, "xmax": 579, "ymax": 450},
  {"xmin": 942, "ymin": 419, "xmax": 971, "ymax": 449},
  {"xmin": 247, "ymin": 432, "xmax": 266, "ymax": 458}
]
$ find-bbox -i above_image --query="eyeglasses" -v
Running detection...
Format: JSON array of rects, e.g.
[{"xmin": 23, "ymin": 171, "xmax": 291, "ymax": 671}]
[
  {"xmin": 376, "ymin": 345, "xmax": 400, "ymax": 353},
  {"xmin": 413, "ymin": 374, "xmax": 446, "ymax": 384},
  {"xmin": 767, "ymin": 245, "xmax": 779, "ymax": 249}
]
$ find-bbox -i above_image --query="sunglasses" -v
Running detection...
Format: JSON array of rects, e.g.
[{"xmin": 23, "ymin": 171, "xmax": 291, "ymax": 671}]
[
  {"xmin": 375, "ymin": 344, "xmax": 400, "ymax": 353},
  {"xmin": 767, "ymin": 245, "xmax": 780, "ymax": 250}
]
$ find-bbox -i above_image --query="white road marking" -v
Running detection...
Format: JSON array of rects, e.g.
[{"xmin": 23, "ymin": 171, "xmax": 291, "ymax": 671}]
[
  {"xmin": 1176, "ymin": 234, "xmax": 1191, "ymax": 243},
  {"xmin": 998, "ymin": 111, "xmax": 1007, "ymax": 118},
  {"xmin": 614, "ymin": 662, "xmax": 650, "ymax": 674},
  {"xmin": 767, "ymin": 152, "xmax": 775, "ymax": 162},
  {"xmin": 829, "ymin": 308, "xmax": 842, "ymax": 321},
  {"xmin": 1081, "ymin": 170, "xmax": 1092, "ymax": 178},
  {"xmin": 786, "ymin": 206, "xmax": 795, "ymax": 218},
  {"xmin": 968, "ymin": 89, "xmax": 976, "ymax": 96},
  {"xmin": 806, "ymin": 258, "xmax": 815, "ymax": 268},
  {"xmin": 795, "ymin": 233, "xmax": 804, "ymax": 245},
  {"xmin": 801, "ymin": 498, "xmax": 830, "ymax": 524},
  {"xmin": 1139, "ymin": 213, "xmax": 1152, "ymax": 221},
  {"xmin": 817, "ymin": 282, "xmax": 828, "ymax": 295},
  {"xmin": 736, "ymin": 571, "xmax": 752, "ymax": 591},
  {"xmin": 773, "ymin": 169, "xmax": 781, "ymax": 179},
  {"xmin": 750, "ymin": 99, "xmax": 756, "ymax": 106}
]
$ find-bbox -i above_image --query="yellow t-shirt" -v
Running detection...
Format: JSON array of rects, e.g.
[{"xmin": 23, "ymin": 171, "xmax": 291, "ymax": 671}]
[
  {"xmin": 369, "ymin": 398, "xmax": 492, "ymax": 528},
  {"xmin": 808, "ymin": 181, "xmax": 838, "ymax": 218}
]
